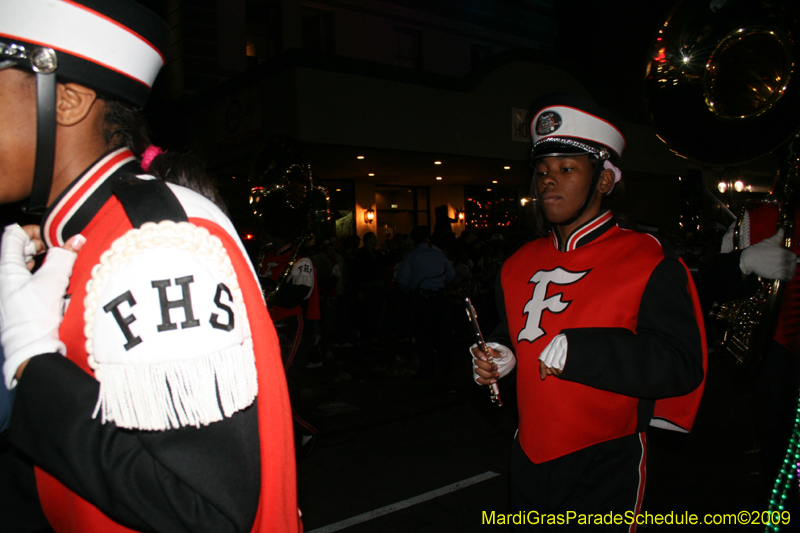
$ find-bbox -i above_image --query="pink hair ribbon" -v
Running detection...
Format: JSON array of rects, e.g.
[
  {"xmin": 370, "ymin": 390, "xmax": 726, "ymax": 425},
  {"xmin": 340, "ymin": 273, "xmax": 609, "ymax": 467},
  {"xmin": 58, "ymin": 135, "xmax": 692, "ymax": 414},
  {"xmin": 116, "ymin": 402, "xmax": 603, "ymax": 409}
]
[{"xmin": 140, "ymin": 145, "xmax": 164, "ymax": 172}]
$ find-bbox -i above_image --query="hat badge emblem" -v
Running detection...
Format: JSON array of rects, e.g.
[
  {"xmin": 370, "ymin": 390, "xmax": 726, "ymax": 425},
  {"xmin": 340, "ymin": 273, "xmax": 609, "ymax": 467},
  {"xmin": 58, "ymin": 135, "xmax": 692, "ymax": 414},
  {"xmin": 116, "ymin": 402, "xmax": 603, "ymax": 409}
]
[{"xmin": 536, "ymin": 111, "xmax": 562, "ymax": 136}]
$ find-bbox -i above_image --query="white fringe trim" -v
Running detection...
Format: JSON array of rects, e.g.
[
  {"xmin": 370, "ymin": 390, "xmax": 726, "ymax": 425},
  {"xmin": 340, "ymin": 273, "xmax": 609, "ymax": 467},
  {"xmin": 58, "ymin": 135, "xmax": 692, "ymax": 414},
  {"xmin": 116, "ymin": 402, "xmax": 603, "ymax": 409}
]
[
  {"xmin": 83, "ymin": 221, "xmax": 258, "ymax": 431},
  {"xmin": 92, "ymin": 337, "xmax": 258, "ymax": 431}
]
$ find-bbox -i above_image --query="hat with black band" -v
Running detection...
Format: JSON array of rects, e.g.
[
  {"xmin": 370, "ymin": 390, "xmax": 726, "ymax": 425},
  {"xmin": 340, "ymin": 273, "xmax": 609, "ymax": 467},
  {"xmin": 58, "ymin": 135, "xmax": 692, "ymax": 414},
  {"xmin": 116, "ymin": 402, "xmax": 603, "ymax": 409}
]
[
  {"xmin": 530, "ymin": 95, "xmax": 625, "ymax": 163},
  {"xmin": 0, "ymin": 0, "xmax": 170, "ymax": 214},
  {"xmin": 528, "ymin": 95, "xmax": 626, "ymax": 226}
]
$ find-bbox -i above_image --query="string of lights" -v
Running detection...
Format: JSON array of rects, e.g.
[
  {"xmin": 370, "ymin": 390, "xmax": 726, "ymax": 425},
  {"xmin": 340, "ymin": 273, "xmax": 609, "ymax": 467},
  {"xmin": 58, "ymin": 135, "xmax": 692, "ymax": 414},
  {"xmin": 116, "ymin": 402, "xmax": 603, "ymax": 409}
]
[
  {"xmin": 465, "ymin": 194, "xmax": 520, "ymax": 229},
  {"xmin": 764, "ymin": 386, "xmax": 800, "ymax": 532}
]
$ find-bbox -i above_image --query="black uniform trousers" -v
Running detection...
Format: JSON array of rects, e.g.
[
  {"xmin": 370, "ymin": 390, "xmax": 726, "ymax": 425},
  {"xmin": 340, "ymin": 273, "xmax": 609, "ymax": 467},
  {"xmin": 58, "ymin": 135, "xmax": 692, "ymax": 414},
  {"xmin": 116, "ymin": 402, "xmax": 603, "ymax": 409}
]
[{"xmin": 510, "ymin": 432, "xmax": 646, "ymax": 532}]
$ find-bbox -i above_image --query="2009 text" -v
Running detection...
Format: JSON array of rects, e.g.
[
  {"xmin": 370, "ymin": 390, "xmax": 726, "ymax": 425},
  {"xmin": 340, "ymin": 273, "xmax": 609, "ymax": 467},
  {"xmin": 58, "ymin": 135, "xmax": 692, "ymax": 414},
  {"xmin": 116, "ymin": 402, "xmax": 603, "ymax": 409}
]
[{"xmin": 480, "ymin": 510, "xmax": 791, "ymax": 527}]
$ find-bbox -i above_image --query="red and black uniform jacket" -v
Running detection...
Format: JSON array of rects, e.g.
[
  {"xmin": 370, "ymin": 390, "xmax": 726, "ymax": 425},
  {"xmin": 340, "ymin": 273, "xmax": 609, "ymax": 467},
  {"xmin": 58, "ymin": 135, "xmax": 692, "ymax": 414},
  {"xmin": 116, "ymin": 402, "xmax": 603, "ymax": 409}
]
[
  {"xmin": 7, "ymin": 149, "xmax": 300, "ymax": 532},
  {"xmin": 704, "ymin": 202, "xmax": 800, "ymax": 354},
  {"xmin": 260, "ymin": 244, "xmax": 320, "ymax": 323},
  {"xmin": 490, "ymin": 210, "xmax": 707, "ymax": 464},
  {"xmin": 260, "ymin": 245, "xmax": 320, "ymax": 370},
  {"xmin": 747, "ymin": 204, "xmax": 800, "ymax": 353}
]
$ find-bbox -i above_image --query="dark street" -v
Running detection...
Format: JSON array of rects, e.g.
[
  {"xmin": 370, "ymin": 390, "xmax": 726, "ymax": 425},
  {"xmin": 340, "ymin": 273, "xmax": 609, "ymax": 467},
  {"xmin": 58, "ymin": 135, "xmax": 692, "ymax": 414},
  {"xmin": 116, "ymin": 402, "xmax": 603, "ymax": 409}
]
[{"xmin": 291, "ymin": 317, "xmax": 780, "ymax": 532}]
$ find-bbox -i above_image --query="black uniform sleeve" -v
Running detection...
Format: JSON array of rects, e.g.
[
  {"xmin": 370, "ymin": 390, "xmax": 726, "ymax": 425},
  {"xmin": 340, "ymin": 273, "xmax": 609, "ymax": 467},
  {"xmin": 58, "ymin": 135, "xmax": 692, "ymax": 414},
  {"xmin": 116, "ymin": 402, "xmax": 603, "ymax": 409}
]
[
  {"xmin": 9, "ymin": 353, "xmax": 260, "ymax": 533},
  {"xmin": 559, "ymin": 256, "xmax": 704, "ymax": 399},
  {"xmin": 698, "ymin": 249, "xmax": 758, "ymax": 307},
  {"xmin": 270, "ymin": 282, "xmax": 312, "ymax": 309},
  {"xmin": 0, "ymin": 357, "xmax": 12, "ymax": 433}
]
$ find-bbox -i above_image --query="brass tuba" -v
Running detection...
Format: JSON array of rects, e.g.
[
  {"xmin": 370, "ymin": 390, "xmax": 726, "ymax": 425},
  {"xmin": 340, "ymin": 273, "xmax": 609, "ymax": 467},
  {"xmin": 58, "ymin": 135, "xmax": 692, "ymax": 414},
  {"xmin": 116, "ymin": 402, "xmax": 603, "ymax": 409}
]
[
  {"xmin": 249, "ymin": 137, "xmax": 330, "ymax": 305},
  {"xmin": 643, "ymin": 0, "xmax": 800, "ymax": 363},
  {"xmin": 710, "ymin": 156, "xmax": 797, "ymax": 363}
]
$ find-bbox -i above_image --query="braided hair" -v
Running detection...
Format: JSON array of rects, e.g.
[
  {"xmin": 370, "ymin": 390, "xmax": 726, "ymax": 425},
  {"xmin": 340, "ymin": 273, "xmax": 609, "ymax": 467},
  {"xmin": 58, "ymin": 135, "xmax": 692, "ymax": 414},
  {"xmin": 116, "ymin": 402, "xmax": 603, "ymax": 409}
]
[{"xmin": 102, "ymin": 99, "xmax": 229, "ymax": 215}]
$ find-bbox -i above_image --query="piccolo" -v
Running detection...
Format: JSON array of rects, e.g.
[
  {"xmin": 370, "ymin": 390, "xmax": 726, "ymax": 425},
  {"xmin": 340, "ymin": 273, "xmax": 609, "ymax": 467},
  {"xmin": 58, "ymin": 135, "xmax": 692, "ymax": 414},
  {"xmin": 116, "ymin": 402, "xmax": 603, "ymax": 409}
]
[{"xmin": 465, "ymin": 297, "xmax": 503, "ymax": 406}]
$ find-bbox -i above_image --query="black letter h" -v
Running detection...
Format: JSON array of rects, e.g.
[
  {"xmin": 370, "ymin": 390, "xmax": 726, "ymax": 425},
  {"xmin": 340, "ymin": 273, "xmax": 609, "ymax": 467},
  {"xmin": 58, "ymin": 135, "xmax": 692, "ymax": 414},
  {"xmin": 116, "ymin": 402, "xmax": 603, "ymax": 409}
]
[{"xmin": 151, "ymin": 276, "xmax": 201, "ymax": 332}]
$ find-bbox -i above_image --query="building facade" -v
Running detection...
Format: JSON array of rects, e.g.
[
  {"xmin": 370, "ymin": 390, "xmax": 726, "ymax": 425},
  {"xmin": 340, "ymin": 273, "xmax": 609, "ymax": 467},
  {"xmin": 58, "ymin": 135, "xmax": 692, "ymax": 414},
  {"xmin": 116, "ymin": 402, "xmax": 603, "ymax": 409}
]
[{"xmin": 150, "ymin": 0, "xmax": 698, "ymax": 245}]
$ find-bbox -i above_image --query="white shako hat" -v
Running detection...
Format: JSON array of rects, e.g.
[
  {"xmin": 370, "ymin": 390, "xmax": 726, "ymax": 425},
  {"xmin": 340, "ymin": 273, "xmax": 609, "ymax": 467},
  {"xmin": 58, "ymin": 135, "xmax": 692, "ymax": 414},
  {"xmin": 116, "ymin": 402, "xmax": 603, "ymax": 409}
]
[
  {"xmin": 530, "ymin": 94, "xmax": 626, "ymax": 165},
  {"xmin": 0, "ymin": 0, "xmax": 169, "ymax": 213},
  {"xmin": 0, "ymin": 0, "xmax": 169, "ymax": 107}
]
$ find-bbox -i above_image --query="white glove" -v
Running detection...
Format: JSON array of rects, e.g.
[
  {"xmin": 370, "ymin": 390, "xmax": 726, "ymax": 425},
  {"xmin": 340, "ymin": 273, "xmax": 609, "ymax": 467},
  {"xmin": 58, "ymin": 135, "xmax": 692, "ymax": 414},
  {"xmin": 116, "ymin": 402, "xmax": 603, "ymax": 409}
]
[
  {"xmin": 740, "ymin": 229, "xmax": 797, "ymax": 281},
  {"xmin": 471, "ymin": 342, "xmax": 516, "ymax": 384},
  {"xmin": 0, "ymin": 225, "xmax": 79, "ymax": 388},
  {"xmin": 538, "ymin": 334, "xmax": 568, "ymax": 372}
]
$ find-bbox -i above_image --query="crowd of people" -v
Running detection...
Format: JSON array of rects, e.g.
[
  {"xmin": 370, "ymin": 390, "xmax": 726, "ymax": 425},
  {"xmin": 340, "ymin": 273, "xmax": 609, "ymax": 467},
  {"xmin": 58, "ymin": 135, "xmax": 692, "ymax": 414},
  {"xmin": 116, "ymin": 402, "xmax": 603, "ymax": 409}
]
[{"xmin": 278, "ymin": 223, "xmax": 521, "ymax": 378}]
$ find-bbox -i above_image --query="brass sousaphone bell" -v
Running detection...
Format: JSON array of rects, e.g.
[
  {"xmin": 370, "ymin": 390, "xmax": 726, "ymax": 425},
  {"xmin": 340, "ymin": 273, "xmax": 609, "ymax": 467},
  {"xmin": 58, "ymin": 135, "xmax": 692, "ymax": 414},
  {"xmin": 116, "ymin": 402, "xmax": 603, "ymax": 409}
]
[
  {"xmin": 644, "ymin": 0, "xmax": 800, "ymax": 363},
  {"xmin": 249, "ymin": 136, "xmax": 330, "ymax": 304},
  {"xmin": 644, "ymin": 0, "xmax": 800, "ymax": 165}
]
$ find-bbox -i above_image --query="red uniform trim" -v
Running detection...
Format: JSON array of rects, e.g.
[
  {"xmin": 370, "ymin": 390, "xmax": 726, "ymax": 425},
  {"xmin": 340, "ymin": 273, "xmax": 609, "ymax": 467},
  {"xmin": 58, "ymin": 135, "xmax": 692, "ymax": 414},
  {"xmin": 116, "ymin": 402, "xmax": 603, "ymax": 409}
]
[
  {"xmin": 35, "ymin": 195, "xmax": 300, "ymax": 531},
  {"xmin": 193, "ymin": 219, "xmax": 301, "ymax": 533},
  {"xmin": 44, "ymin": 149, "xmax": 134, "ymax": 248},
  {"xmin": 650, "ymin": 260, "xmax": 707, "ymax": 431},
  {"xmin": 566, "ymin": 210, "xmax": 613, "ymax": 252},
  {"xmin": 628, "ymin": 432, "xmax": 647, "ymax": 533}
]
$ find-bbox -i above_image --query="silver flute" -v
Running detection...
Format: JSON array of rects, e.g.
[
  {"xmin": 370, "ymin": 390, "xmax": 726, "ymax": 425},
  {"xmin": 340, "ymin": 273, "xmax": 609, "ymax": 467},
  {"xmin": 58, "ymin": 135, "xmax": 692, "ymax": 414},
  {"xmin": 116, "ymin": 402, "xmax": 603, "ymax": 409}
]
[{"xmin": 465, "ymin": 297, "xmax": 503, "ymax": 406}]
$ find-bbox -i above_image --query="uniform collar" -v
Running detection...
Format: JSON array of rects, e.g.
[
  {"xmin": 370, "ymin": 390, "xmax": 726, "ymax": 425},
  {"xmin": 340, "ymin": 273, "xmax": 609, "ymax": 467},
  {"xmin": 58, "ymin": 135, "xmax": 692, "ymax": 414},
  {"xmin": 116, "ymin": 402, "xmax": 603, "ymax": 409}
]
[
  {"xmin": 41, "ymin": 148, "xmax": 140, "ymax": 248},
  {"xmin": 551, "ymin": 210, "xmax": 615, "ymax": 252}
]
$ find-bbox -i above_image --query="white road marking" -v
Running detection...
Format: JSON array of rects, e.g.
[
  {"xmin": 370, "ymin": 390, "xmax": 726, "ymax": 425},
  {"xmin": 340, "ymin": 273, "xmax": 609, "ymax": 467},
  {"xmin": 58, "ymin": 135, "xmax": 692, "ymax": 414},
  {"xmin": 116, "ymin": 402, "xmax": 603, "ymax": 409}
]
[{"xmin": 306, "ymin": 471, "xmax": 501, "ymax": 532}]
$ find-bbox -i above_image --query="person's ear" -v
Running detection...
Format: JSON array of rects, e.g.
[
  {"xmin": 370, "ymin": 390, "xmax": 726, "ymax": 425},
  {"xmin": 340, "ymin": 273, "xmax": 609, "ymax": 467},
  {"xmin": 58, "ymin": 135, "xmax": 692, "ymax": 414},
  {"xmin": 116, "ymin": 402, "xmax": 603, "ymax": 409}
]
[
  {"xmin": 55, "ymin": 82, "xmax": 98, "ymax": 126},
  {"xmin": 596, "ymin": 167, "xmax": 616, "ymax": 195}
]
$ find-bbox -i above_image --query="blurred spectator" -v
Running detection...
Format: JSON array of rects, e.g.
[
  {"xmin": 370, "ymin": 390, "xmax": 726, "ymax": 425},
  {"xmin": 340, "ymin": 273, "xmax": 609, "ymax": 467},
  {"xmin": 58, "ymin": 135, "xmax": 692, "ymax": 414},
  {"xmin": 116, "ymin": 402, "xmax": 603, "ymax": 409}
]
[
  {"xmin": 449, "ymin": 244, "xmax": 477, "ymax": 342},
  {"xmin": 451, "ymin": 244, "xmax": 475, "ymax": 294},
  {"xmin": 313, "ymin": 240, "xmax": 346, "ymax": 359},
  {"xmin": 353, "ymin": 232, "xmax": 386, "ymax": 344},
  {"xmin": 433, "ymin": 205, "xmax": 457, "ymax": 244},
  {"xmin": 336, "ymin": 235, "xmax": 361, "ymax": 347},
  {"xmin": 397, "ymin": 226, "xmax": 456, "ymax": 377},
  {"xmin": 479, "ymin": 233, "xmax": 506, "ymax": 288}
]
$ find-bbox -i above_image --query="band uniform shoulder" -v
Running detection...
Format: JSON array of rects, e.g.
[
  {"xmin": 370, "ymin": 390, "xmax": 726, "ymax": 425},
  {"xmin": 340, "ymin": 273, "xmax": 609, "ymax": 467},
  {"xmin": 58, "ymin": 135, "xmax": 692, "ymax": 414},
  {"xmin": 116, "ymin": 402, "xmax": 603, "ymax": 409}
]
[{"xmin": 616, "ymin": 222, "xmax": 676, "ymax": 262}]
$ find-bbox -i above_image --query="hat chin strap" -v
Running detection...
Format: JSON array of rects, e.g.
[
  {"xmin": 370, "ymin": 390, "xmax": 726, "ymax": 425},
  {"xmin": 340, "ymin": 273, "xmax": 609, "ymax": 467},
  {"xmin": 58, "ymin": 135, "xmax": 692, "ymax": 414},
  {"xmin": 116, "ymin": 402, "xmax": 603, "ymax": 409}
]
[
  {"xmin": 23, "ymin": 71, "xmax": 57, "ymax": 215},
  {"xmin": 554, "ymin": 161, "xmax": 604, "ymax": 227}
]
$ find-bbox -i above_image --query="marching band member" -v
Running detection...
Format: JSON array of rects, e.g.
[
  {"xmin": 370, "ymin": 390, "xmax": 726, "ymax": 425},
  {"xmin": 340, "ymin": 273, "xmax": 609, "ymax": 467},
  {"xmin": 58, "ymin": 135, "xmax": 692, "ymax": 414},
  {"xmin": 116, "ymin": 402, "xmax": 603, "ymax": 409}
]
[
  {"xmin": 472, "ymin": 95, "xmax": 706, "ymax": 530},
  {"xmin": 0, "ymin": 1, "xmax": 300, "ymax": 531},
  {"xmin": 704, "ymin": 191, "xmax": 800, "ymax": 503}
]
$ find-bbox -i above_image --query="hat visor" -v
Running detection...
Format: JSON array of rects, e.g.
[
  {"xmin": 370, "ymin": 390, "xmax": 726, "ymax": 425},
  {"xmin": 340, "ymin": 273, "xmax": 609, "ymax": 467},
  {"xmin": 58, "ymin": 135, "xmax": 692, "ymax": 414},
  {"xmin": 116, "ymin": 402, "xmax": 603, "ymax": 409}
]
[
  {"xmin": 530, "ymin": 140, "xmax": 592, "ymax": 161},
  {"xmin": 0, "ymin": 59, "xmax": 19, "ymax": 71}
]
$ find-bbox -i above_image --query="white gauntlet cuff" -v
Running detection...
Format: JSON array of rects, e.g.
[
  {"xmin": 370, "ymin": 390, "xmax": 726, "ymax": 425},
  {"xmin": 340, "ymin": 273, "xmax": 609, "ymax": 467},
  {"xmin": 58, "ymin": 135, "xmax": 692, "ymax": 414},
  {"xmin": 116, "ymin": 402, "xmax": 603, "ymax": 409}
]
[
  {"xmin": 471, "ymin": 342, "xmax": 516, "ymax": 384},
  {"xmin": 538, "ymin": 334, "xmax": 568, "ymax": 371}
]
